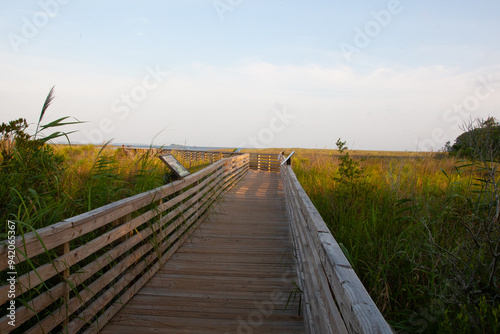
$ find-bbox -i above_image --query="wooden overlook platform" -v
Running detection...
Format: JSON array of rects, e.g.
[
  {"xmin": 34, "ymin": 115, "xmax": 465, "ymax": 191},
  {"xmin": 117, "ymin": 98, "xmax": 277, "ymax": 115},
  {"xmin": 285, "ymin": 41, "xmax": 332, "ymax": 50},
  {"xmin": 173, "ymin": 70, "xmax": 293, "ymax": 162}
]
[{"xmin": 0, "ymin": 151, "xmax": 392, "ymax": 334}]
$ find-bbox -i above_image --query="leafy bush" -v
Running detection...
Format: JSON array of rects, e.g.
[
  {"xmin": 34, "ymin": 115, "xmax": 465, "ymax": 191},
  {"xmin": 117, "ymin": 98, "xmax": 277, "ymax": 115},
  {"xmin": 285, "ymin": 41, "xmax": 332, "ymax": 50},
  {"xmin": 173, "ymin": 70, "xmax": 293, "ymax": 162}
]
[
  {"xmin": 0, "ymin": 87, "xmax": 171, "ymax": 233},
  {"xmin": 0, "ymin": 87, "xmax": 79, "ymax": 229},
  {"xmin": 451, "ymin": 117, "xmax": 500, "ymax": 161}
]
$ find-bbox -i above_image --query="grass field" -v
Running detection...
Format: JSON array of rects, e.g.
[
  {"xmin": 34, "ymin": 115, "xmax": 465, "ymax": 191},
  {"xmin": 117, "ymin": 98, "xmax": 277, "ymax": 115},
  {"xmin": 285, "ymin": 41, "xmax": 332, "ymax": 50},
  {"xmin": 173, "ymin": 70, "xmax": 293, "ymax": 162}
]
[{"xmin": 290, "ymin": 146, "xmax": 499, "ymax": 333}]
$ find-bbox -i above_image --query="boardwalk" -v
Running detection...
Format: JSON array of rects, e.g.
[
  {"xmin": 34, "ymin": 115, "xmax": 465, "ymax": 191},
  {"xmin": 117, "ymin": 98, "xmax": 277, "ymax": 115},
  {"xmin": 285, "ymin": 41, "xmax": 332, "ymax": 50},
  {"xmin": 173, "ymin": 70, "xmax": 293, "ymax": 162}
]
[
  {"xmin": 0, "ymin": 153, "xmax": 391, "ymax": 333},
  {"xmin": 101, "ymin": 170, "xmax": 305, "ymax": 333}
]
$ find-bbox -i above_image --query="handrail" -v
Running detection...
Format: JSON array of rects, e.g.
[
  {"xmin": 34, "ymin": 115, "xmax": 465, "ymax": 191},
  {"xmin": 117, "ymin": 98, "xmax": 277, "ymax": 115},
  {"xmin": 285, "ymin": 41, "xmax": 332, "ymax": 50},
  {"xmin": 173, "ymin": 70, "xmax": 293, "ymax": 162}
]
[
  {"xmin": 280, "ymin": 150, "xmax": 295, "ymax": 166},
  {"xmin": 0, "ymin": 154, "xmax": 250, "ymax": 334},
  {"xmin": 248, "ymin": 153, "xmax": 281, "ymax": 172},
  {"xmin": 280, "ymin": 163, "xmax": 392, "ymax": 334}
]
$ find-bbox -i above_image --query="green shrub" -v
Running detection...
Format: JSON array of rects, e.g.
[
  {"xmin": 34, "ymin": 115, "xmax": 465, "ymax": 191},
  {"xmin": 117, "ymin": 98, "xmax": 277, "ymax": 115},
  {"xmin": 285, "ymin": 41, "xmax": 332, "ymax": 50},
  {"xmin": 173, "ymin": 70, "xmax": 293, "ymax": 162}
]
[{"xmin": 0, "ymin": 88, "xmax": 77, "ymax": 229}]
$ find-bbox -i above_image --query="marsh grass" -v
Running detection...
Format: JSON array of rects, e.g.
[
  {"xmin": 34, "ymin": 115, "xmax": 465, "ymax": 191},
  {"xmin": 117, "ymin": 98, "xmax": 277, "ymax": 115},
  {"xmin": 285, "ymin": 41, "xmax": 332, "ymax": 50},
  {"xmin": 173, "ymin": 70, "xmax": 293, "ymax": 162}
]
[{"xmin": 292, "ymin": 147, "xmax": 499, "ymax": 333}]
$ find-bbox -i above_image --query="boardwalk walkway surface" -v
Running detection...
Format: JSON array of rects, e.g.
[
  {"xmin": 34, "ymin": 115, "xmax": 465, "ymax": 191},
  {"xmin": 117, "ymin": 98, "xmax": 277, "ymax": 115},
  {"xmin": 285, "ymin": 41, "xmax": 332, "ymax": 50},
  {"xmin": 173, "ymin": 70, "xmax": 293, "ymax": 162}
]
[{"xmin": 101, "ymin": 170, "xmax": 305, "ymax": 334}]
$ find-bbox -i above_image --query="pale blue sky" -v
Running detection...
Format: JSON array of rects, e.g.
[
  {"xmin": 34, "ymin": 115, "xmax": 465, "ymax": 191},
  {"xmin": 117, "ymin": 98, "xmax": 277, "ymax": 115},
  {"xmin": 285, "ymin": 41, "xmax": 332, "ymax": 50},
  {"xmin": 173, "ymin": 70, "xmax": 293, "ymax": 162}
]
[{"xmin": 1, "ymin": 0, "xmax": 499, "ymax": 150}]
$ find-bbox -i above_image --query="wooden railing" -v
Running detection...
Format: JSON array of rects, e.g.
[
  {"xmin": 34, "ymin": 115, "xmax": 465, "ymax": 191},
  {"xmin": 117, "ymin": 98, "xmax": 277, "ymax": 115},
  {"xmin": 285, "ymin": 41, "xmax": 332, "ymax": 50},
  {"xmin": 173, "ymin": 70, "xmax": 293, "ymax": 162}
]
[
  {"xmin": 279, "ymin": 155, "xmax": 392, "ymax": 334},
  {"xmin": 163, "ymin": 149, "xmax": 282, "ymax": 173},
  {"xmin": 248, "ymin": 153, "xmax": 281, "ymax": 172},
  {"xmin": 161, "ymin": 149, "xmax": 239, "ymax": 167},
  {"xmin": 0, "ymin": 154, "xmax": 249, "ymax": 334}
]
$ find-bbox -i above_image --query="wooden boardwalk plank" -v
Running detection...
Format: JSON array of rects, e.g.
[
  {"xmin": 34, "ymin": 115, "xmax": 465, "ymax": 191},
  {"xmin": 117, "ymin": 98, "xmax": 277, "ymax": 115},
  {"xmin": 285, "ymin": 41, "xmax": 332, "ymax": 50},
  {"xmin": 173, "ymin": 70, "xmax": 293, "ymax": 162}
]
[{"xmin": 100, "ymin": 170, "xmax": 305, "ymax": 334}]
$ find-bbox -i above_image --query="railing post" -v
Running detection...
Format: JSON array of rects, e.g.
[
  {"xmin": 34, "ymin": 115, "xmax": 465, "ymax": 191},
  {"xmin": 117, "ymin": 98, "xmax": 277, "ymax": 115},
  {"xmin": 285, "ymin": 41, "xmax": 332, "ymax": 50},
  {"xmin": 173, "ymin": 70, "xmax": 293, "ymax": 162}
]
[
  {"xmin": 114, "ymin": 213, "xmax": 132, "ymax": 241},
  {"xmin": 62, "ymin": 241, "xmax": 70, "ymax": 328}
]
